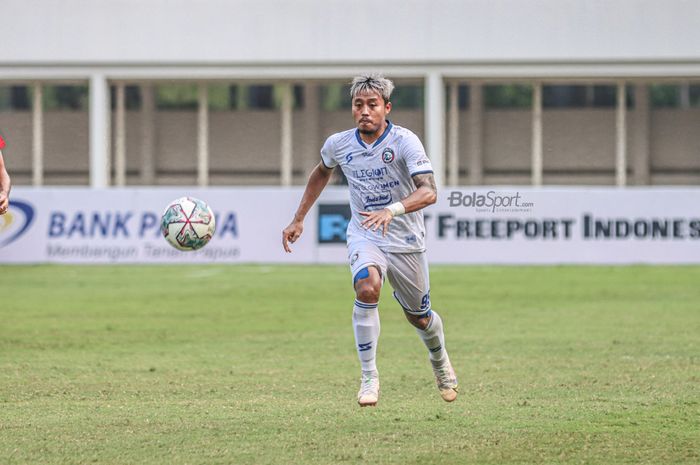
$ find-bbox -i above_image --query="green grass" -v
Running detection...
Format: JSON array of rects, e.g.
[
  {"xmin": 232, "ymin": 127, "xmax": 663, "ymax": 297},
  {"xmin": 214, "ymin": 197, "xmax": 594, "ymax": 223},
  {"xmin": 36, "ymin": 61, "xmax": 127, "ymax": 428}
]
[{"xmin": 1, "ymin": 265, "xmax": 698, "ymax": 464}]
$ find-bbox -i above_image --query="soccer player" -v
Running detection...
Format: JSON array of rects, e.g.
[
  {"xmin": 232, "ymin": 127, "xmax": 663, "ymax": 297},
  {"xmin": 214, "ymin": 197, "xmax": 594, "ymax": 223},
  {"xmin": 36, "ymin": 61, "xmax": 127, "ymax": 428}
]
[
  {"xmin": 0, "ymin": 133, "xmax": 10, "ymax": 216},
  {"xmin": 282, "ymin": 74, "xmax": 458, "ymax": 406}
]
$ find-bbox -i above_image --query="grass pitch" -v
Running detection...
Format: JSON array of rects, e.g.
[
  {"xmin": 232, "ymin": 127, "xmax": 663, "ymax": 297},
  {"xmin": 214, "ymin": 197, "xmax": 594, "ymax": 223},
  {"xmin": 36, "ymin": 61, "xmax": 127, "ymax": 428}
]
[{"xmin": 1, "ymin": 265, "xmax": 698, "ymax": 464}]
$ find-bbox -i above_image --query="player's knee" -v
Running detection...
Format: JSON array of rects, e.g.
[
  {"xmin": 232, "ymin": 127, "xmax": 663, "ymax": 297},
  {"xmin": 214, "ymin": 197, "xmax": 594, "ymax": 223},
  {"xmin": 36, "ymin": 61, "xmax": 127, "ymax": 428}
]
[
  {"xmin": 354, "ymin": 267, "xmax": 381, "ymax": 303},
  {"xmin": 356, "ymin": 281, "xmax": 380, "ymax": 303},
  {"xmin": 404, "ymin": 310, "xmax": 431, "ymax": 330}
]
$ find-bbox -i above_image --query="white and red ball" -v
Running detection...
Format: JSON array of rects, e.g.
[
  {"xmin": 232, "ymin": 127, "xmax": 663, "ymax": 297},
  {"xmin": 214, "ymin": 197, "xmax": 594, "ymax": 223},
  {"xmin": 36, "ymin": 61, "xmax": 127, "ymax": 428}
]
[{"xmin": 161, "ymin": 197, "xmax": 216, "ymax": 251}]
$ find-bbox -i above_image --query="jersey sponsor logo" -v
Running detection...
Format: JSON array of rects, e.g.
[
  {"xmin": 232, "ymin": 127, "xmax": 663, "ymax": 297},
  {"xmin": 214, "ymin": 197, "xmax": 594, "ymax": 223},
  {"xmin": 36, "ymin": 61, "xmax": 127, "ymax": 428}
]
[
  {"xmin": 318, "ymin": 203, "xmax": 351, "ymax": 244},
  {"xmin": 364, "ymin": 193, "xmax": 393, "ymax": 210},
  {"xmin": 417, "ymin": 158, "xmax": 430, "ymax": 166},
  {"xmin": 352, "ymin": 167, "xmax": 388, "ymax": 180},
  {"xmin": 361, "ymin": 180, "xmax": 401, "ymax": 192},
  {"xmin": 350, "ymin": 252, "xmax": 359, "ymax": 266},
  {"xmin": 382, "ymin": 147, "xmax": 395, "ymax": 163},
  {"xmin": 405, "ymin": 234, "xmax": 417, "ymax": 244},
  {"xmin": 0, "ymin": 199, "xmax": 35, "ymax": 248}
]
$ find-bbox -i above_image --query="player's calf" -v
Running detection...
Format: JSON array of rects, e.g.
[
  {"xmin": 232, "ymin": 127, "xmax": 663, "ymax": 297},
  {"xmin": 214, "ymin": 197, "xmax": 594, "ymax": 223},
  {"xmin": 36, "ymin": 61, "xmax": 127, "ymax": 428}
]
[
  {"xmin": 352, "ymin": 266, "xmax": 382, "ymax": 406},
  {"xmin": 405, "ymin": 309, "xmax": 459, "ymax": 402}
]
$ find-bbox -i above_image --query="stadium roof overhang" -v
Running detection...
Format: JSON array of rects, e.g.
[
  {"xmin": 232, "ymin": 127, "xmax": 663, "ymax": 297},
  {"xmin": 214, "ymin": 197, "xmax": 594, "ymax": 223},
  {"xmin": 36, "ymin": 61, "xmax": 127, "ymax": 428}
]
[{"xmin": 1, "ymin": 60, "xmax": 700, "ymax": 83}]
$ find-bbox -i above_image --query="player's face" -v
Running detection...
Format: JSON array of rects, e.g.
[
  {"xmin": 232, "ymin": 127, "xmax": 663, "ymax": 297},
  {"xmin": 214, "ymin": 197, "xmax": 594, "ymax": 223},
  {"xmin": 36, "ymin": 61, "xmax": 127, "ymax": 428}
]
[{"xmin": 353, "ymin": 91, "xmax": 392, "ymax": 135}]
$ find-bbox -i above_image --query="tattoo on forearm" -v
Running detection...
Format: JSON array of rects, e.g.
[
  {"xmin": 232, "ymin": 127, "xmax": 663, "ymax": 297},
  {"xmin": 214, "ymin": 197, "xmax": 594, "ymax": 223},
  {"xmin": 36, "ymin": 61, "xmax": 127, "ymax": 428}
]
[{"xmin": 412, "ymin": 173, "xmax": 437, "ymax": 195}]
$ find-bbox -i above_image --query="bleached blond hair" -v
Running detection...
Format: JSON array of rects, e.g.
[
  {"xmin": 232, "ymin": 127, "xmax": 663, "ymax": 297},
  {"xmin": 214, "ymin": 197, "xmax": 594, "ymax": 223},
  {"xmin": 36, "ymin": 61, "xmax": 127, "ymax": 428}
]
[{"xmin": 350, "ymin": 73, "xmax": 394, "ymax": 104}]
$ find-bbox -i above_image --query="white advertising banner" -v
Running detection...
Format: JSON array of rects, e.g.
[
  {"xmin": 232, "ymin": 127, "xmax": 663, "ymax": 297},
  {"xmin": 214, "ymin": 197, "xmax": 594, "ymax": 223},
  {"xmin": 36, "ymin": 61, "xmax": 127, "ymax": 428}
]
[
  {"xmin": 423, "ymin": 188, "xmax": 700, "ymax": 264},
  {"xmin": 0, "ymin": 188, "xmax": 321, "ymax": 264},
  {"xmin": 1, "ymin": 187, "xmax": 699, "ymax": 264}
]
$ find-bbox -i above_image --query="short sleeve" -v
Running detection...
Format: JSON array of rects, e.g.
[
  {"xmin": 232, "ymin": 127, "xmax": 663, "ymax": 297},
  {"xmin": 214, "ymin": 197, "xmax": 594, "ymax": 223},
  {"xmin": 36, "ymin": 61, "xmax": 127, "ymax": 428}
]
[
  {"xmin": 403, "ymin": 131, "xmax": 433, "ymax": 176},
  {"xmin": 320, "ymin": 136, "xmax": 338, "ymax": 169}
]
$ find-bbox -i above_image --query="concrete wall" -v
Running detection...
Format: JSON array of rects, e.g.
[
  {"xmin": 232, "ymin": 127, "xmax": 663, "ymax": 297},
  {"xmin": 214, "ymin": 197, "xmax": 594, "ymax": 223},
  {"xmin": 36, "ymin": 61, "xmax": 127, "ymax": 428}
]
[
  {"xmin": 650, "ymin": 109, "xmax": 700, "ymax": 184},
  {"xmin": 0, "ymin": 111, "xmax": 90, "ymax": 185},
  {"xmin": 3, "ymin": 0, "xmax": 699, "ymax": 64},
  {"xmin": 0, "ymin": 112, "xmax": 32, "ymax": 185}
]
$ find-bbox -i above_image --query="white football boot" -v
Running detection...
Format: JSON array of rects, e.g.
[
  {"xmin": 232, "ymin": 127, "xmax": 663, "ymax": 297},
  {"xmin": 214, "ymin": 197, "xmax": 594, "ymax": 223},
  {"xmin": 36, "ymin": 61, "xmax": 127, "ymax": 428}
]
[
  {"xmin": 431, "ymin": 356, "xmax": 458, "ymax": 402},
  {"xmin": 357, "ymin": 371, "xmax": 380, "ymax": 407}
]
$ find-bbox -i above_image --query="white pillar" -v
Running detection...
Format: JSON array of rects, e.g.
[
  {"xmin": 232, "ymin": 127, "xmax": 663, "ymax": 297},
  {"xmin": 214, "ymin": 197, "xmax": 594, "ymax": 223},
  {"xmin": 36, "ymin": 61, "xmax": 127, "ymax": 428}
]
[
  {"xmin": 633, "ymin": 84, "xmax": 650, "ymax": 185},
  {"xmin": 32, "ymin": 82, "xmax": 43, "ymax": 186},
  {"xmin": 140, "ymin": 84, "xmax": 155, "ymax": 185},
  {"xmin": 425, "ymin": 72, "xmax": 445, "ymax": 187},
  {"xmin": 197, "ymin": 83, "xmax": 209, "ymax": 187},
  {"xmin": 89, "ymin": 73, "xmax": 110, "ymax": 188},
  {"xmin": 280, "ymin": 83, "xmax": 293, "ymax": 187},
  {"xmin": 616, "ymin": 81, "xmax": 627, "ymax": 187},
  {"xmin": 447, "ymin": 82, "xmax": 459, "ymax": 187},
  {"xmin": 468, "ymin": 82, "xmax": 483, "ymax": 186},
  {"xmin": 114, "ymin": 82, "xmax": 126, "ymax": 187},
  {"xmin": 531, "ymin": 82, "xmax": 543, "ymax": 187}
]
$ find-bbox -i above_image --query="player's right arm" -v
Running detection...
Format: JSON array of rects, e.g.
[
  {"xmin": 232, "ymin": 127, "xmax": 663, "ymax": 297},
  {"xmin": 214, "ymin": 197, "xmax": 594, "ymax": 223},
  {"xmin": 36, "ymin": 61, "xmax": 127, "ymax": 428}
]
[
  {"xmin": 0, "ymin": 135, "xmax": 11, "ymax": 215},
  {"xmin": 282, "ymin": 161, "xmax": 334, "ymax": 253}
]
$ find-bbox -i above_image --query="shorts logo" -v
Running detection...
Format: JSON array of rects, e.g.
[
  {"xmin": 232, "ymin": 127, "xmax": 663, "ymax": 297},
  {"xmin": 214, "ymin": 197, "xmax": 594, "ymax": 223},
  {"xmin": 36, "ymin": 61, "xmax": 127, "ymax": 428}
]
[
  {"xmin": 420, "ymin": 291, "xmax": 431, "ymax": 311},
  {"xmin": 382, "ymin": 148, "xmax": 395, "ymax": 164}
]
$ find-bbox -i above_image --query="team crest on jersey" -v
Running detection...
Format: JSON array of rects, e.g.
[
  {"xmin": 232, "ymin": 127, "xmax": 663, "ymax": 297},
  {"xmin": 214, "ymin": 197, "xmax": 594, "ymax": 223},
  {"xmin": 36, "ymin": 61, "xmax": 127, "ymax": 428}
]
[{"xmin": 382, "ymin": 147, "xmax": 395, "ymax": 164}]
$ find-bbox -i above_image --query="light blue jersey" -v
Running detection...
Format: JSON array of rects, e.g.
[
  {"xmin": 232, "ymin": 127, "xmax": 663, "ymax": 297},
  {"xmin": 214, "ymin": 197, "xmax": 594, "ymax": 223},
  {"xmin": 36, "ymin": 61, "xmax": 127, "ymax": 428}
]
[{"xmin": 320, "ymin": 121, "xmax": 434, "ymax": 253}]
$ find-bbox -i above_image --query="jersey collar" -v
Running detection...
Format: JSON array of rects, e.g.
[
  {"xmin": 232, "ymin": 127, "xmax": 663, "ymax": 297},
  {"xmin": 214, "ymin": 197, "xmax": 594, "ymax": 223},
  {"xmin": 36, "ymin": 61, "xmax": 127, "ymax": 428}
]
[{"xmin": 354, "ymin": 120, "xmax": 393, "ymax": 149}]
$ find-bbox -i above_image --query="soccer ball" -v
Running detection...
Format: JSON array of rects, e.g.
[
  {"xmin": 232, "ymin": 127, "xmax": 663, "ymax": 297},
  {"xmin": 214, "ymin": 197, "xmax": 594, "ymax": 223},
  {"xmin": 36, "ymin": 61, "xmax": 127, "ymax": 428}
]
[{"xmin": 161, "ymin": 197, "xmax": 216, "ymax": 251}]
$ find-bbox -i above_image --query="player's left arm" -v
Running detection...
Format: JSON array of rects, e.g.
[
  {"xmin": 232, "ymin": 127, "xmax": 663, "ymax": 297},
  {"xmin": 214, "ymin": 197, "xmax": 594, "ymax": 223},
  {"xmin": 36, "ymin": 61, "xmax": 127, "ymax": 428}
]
[
  {"xmin": 360, "ymin": 172, "xmax": 437, "ymax": 236},
  {"xmin": 402, "ymin": 172, "xmax": 438, "ymax": 212}
]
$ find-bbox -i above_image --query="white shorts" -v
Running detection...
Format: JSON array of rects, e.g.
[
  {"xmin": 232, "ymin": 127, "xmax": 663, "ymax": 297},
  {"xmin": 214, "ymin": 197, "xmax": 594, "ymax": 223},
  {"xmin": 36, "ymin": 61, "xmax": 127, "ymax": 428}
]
[{"xmin": 348, "ymin": 239, "xmax": 431, "ymax": 316}]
